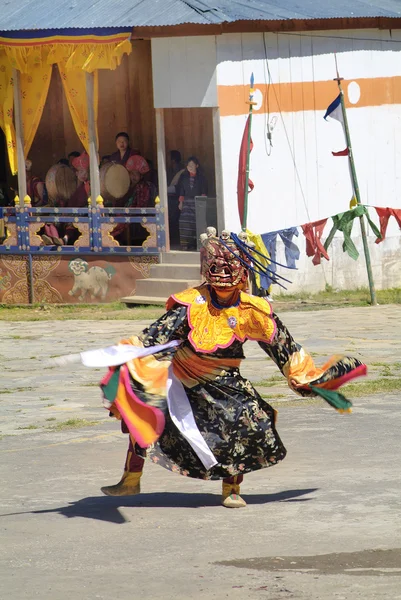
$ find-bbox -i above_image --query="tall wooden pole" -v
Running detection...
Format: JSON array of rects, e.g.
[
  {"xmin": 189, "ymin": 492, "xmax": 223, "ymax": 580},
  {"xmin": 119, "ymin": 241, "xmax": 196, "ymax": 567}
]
[
  {"xmin": 242, "ymin": 72, "xmax": 255, "ymax": 231},
  {"xmin": 155, "ymin": 108, "xmax": 170, "ymax": 253},
  {"xmin": 334, "ymin": 60, "xmax": 377, "ymax": 306},
  {"xmin": 85, "ymin": 72, "xmax": 100, "ymax": 203},
  {"xmin": 12, "ymin": 68, "xmax": 26, "ymax": 207}
]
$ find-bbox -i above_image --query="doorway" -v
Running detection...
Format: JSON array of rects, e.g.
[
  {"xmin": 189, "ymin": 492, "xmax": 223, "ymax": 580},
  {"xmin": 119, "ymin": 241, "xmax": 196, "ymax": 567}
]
[{"xmin": 164, "ymin": 107, "xmax": 216, "ymax": 249}]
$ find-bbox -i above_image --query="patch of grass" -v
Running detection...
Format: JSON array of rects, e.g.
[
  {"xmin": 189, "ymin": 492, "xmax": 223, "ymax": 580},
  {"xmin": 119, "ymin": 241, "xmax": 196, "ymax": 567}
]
[
  {"xmin": 262, "ymin": 393, "xmax": 288, "ymax": 399},
  {"xmin": 16, "ymin": 424, "xmax": 40, "ymax": 430},
  {"xmin": 45, "ymin": 418, "xmax": 56, "ymax": 422},
  {"xmin": 269, "ymin": 397, "xmax": 325, "ymax": 408},
  {"xmin": 81, "ymin": 382, "xmax": 99, "ymax": 387},
  {"xmin": 253, "ymin": 374, "xmax": 284, "ymax": 387},
  {"xmin": 47, "ymin": 418, "xmax": 99, "ymax": 431},
  {"xmin": 0, "ymin": 302, "xmax": 163, "ymax": 322},
  {"xmin": 40, "ymin": 397, "xmax": 50, "ymax": 401},
  {"xmin": 1, "ymin": 286, "xmax": 401, "ymax": 322},
  {"xmin": 274, "ymin": 287, "xmax": 401, "ymax": 311},
  {"xmin": 45, "ymin": 403, "xmax": 55, "ymax": 408},
  {"xmin": 344, "ymin": 378, "xmax": 401, "ymax": 398},
  {"xmin": 0, "ymin": 386, "xmax": 34, "ymax": 394},
  {"xmin": 371, "ymin": 362, "xmax": 401, "ymax": 377}
]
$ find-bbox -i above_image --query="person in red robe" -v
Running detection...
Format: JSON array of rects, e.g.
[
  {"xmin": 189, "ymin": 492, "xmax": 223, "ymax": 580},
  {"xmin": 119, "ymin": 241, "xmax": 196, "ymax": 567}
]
[
  {"xmin": 109, "ymin": 132, "xmax": 140, "ymax": 167},
  {"xmin": 111, "ymin": 154, "xmax": 156, "ymax": 245}
]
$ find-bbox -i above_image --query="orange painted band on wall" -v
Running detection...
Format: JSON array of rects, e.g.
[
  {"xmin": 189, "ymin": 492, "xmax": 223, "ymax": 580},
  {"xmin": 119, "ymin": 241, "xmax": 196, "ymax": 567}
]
[{"xmin": 218, "ymin": 76, "xmax": 401, "ymax": 117}]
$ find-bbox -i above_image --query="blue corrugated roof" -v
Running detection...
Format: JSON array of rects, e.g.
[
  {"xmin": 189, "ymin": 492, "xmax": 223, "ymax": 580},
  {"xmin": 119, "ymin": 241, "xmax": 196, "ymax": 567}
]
[{"xmin": 0, "ymin": 0, "xmax": 400, "ymax": 31}]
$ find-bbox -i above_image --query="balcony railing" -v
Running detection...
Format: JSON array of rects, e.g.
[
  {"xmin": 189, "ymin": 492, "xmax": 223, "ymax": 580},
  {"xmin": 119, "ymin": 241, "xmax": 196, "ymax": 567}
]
[{"xmin": 0, "ymin": 200, "xmax": 166, "ymax": 255}]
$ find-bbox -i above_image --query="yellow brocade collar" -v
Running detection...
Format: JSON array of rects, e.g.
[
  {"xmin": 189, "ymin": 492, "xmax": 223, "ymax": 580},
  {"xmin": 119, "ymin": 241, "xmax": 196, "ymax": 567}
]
[{"xmin": 166, "ymin": 285, "xmax": 276, "ymax": 354}]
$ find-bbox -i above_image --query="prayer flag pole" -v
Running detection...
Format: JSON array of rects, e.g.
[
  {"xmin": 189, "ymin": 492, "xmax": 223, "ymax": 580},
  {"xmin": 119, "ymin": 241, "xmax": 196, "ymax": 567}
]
[
  {"xmin": 242, "ymin": 73, "xmax": 256, "ymax": 231},
  {"xmin": 333, "ymin": 57, "xmax": 377, "ymax": 306}
]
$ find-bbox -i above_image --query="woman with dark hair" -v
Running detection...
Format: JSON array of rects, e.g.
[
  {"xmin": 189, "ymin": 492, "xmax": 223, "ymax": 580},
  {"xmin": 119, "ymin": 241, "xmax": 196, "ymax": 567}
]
[{"xmin": 177, "ymin": 156, "xmax": 208, "ymax": 250}]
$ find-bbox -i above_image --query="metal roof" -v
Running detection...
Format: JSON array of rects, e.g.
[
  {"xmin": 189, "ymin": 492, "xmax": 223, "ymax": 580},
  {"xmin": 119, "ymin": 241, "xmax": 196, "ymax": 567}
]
[{"xmin": 0, "ymin": 0, "xmax": 400, "ymax": 31}]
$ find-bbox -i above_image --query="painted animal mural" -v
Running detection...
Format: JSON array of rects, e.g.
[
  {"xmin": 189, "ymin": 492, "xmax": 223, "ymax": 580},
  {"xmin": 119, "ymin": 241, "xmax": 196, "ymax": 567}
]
[{"xmin": 68, "ymin": 258, "xmax": 116, "ymax": 301}]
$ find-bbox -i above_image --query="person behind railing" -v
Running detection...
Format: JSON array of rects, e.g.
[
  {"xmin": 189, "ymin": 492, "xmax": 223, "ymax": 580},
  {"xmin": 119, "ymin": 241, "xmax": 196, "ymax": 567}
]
[
  {"xmin": 111, "ymin": 154, "xmax": 155, "ymax": 245},
  {"xmin": 68, "ymin": 153, "xmax": 90, "ymax": 208},
  {"xmin": 68, "ymin": 151, "xmax": 81, "ymax": 168},
  {"xmin": 100, "ymin": 155, "xmax": 111, "ymax": 168},
  {"xmin": 177, "ymin": 155, "xmax": 208, "ymax": 251},
  {"xmin": 125, "ymin": 155, "xmax": 156, "ymax": 209},
  {"xmin": 167, "ymin": 150, "xmax": 185, "ymax": 248},
  {"xmin": 0, "ymin": 182, "xmax": 10, "ymax": 244},
  {"xmin": 42, "ymin": 152, "xmax": 90, "ymax": 246},
  {"xmin": 110, "ymin": 132, "xmax": 140, "ymax": 167},
  {"xmin": 26, "ymin": 159, "xmax": 47, "ymax": 207},
  {"xmin": 144, "ymin": 158, "xmax": 158, "ymax": 190}
]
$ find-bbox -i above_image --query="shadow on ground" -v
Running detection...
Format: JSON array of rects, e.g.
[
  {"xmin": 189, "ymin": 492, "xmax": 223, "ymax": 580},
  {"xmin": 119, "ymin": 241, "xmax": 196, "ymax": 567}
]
[{"xmin": 0, "ymin": 488, "xmax": 318, "ymax": 524}]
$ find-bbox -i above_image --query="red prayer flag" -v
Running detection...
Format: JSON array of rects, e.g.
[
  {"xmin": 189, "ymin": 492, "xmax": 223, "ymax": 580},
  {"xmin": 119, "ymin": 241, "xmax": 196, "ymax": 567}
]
[
  {"xmin": 332, "ymin": 148, "xmax": 349, "ymax": 157},
  {"xmin": 237, "ymin": 115, "xmax": 254, "ymax": 225},
  {"xmin": 301, "ymin": 219, "xmax": 330, "ymax": 266},
  {"xmin": 374, "ymin": 207, "xmax": 401, "ymax": 244}
]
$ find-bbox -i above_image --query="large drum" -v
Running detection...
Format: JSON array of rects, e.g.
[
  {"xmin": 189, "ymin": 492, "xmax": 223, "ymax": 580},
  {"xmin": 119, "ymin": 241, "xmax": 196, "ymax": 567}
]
[
  {"xmin": 45, "ymin": 164, "xmax": 77, "ymax": 205},
  {"xmin": 100, "ymin": 162, "xmax": 130, "ymax": 205}
]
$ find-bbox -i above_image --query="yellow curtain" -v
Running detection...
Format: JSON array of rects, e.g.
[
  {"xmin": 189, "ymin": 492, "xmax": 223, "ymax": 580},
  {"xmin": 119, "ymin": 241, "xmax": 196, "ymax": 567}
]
[
  {"xmin": 0, "ymin": 51, "xmax": 17, "ymax": 174},
  {"xmin": 0, "ymin": 33, "xmax": 131, "ymax": 170},
  {"xmin": 21, "ymin": 60, "xmax": 52, "ymax": 158},
  {"xmin": 2, "ymin": 36, "xmax": 132, "ymax": 74},
  {"xmin": 58, "ymin": 60, "xmax": 98, "ymax": 153}
]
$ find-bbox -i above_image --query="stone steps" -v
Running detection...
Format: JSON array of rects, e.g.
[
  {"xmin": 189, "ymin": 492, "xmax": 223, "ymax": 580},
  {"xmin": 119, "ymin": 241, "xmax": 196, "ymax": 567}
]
[{"xmin": 122, "ymin": 251, "xmax": 202, "ymax": 306}]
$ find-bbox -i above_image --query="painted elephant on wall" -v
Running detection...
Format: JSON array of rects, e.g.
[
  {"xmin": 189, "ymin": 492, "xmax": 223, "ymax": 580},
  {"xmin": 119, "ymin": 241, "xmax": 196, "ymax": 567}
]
[{"xmin": 68, "ymin": 258, "xmax": 116, "ymax": 301}]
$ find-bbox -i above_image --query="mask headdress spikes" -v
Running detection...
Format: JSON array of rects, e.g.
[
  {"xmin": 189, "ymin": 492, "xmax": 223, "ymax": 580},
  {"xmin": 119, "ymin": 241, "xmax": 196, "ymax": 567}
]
[
  {"xmin": 199, "ymin": 229, "xmax": 250, "ymax": 288},
  {"xmin": 230, "ymin": 232, "xmax": 296, "ymax": 289},
  {"xmin": 199, "ymin": 229, "xmax": 295, "ymax": 290}
]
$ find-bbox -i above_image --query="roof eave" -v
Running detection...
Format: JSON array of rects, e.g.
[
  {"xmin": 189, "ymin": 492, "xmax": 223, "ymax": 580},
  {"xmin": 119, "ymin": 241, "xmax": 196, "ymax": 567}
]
[{"xmin": 132, "ymin": 15, "xmax": 401, "ymax": 39}]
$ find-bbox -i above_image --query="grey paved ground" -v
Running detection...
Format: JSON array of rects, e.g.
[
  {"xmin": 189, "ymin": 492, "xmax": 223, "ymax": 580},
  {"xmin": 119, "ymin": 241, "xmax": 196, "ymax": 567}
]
[{"xmin": 1, "ymin": 306, "xmax": 401, "ymax": 599}]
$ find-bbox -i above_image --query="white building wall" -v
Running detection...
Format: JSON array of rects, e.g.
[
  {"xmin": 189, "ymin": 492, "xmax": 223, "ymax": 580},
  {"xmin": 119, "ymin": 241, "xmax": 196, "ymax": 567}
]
[
  {"xmin": 151, "ymin": 36, "xmax": 218, "ymax": 108},
  {"xmin": 215, "ymin": 30, "xmax": 401, "ymax": 292}
]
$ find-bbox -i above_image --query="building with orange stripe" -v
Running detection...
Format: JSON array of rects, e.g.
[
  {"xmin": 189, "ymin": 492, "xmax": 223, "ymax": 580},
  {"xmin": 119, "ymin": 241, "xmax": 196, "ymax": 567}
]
[{"xmin": 1, "ymin": 1, "xmax": 401, "ymax": 296}]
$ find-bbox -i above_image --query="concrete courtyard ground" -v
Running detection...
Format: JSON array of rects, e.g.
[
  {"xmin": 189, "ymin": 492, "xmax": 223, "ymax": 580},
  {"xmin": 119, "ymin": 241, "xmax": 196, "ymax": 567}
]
[{"xmin": 1, "ymin": 305, "xmax": 401, "ymax": 599}]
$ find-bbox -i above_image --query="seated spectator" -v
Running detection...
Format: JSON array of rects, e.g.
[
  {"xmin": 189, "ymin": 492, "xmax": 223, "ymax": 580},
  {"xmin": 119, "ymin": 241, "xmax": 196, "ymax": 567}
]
[
  {"xmin": 110, "ymin": 132, "xmax": 140, "ymax": 167},
  {"xmin": 69, "ymin": 152, "xmax": 90, "ymax": 208},
  {"xmin": 100, "ymin": 155, "xmax": 111, "ymax": 168},
  {"xmin": 112, "ymin": 155, "xmax": 156, "ymax": 245},
  {"xmin": 26, "ymin": 159, "xmax": 47, "ymax": 206},
  {"xmin": 68, "ymin": 151, "xmax": 81, "ymax": 168},
  {"xmin": 125, "ymin": 155, "xmax": 156, "ymax": 208},
  {"xmin": 44, "ymin": 152, "xmax": 90, "ymax": 246}
]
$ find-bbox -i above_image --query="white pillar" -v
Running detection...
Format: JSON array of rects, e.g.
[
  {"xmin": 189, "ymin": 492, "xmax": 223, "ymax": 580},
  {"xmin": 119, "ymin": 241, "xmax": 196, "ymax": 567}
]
[
  {"xmin": 212, "ymin": 107, "xmax": 225, "ymax": 232},
  {"xmin": 155, "ymin": 108, "xmax": 170, "ymax": 252},
  {"xmin": 12, "ymin": 68, "xmax": 26, "ymax": 207},
  {"xmin": 85, "ymin": 72, "xmax": 100, "ymax": 202}
]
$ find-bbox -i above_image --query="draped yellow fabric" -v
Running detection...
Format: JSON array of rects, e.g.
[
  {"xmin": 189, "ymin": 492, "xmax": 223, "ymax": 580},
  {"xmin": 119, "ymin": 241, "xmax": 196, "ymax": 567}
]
[
  {"xmin": 21, "ymin": 62, "xmax": 52, "ymax": 158},
  {"xmin": 1, "ymin": 36, "xmax": 132, "ymax": 74},
  {"xmin": 0, "ymin": 33, "xmax": 131, "ymax": 171},
  {"xmin": 0, "ymin": 52, "xmax": 17, "ymax": 174},
  {"xmin": 58, "ymin": 60, "xmax": 98, "ymax": 153}
]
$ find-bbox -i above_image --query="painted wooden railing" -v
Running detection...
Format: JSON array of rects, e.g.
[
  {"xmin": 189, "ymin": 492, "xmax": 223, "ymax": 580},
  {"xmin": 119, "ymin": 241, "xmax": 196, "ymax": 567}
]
[{"xmin": 0, "ymin": 200, "xmax": 166, "ymax": 255}]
